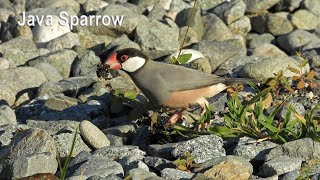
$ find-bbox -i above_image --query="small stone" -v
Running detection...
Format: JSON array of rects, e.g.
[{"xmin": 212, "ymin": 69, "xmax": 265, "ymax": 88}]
[
  {"xmin": 30, "ymin": 62, "xmax": 63, "ymax": 82},
  {"xmin": 175, "ymin": 7, "xmax": 203, "ymax": 40},
  {"xmin": 228, "ymin": 16, "xmax": 252, "ymax": 36},
  {"xmin": 147, "ymin": 143, "xmax": 179, "ymax": 160},
  {"xmin": 0, "ymin": 105, "xmax": 16, "ymax": 126},
  {"xmin": 128, "ymin": 168, "xmax": 157, "ymax": 180},
  {"xmin": 44, "ymin": 95, "xmax": 78, "ymax": 111},
  {"xmin": 80, "ymin": 120, "xmax": 110, "ymax": 149},
  {"xmin": 83, "ymin": 0, "xmax": 108, "ymax": 13},
  {"xmin": 303, "ymin": 0, "xmax": 320, "ymax": 16},
  {"xmin": 73, "ymin": 50, "xmax": 100, "ymax": 77},
  {"xmin": 27, "ymin": 120, "xmax": 80, "ymax": 135},
  {"xmin": 267, "ymin": 13, "xmax": 293, "ymax": 36},
  {"xmin": 143, "ymin": 156, "xmax": 176, "ymax": 171},
  {"xmin": 0, "ymin": 36, "xmax": 37, "ymax": 54},
  {"xmin": 249, "ymin": 33, "xmax": 275, "ymax": 49}
]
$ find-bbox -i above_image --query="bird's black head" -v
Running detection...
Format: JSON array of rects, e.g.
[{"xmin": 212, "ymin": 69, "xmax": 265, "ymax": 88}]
[{"xmin": 105, "ymin": 48, "xmax": 148, "ymax": 72}]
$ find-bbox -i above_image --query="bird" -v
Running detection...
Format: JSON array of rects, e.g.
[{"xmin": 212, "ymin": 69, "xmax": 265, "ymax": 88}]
[{"xmin": 105, "ymin": 48, "xmax": 254, "ymax": 125}]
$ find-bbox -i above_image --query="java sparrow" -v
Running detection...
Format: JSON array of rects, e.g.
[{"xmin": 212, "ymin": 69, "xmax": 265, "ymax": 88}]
[{"xmin": 105, "ymin": 48, "xmax": 253, "ymax": 124}]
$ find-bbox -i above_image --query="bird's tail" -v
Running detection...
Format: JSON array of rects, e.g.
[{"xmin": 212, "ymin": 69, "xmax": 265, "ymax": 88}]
[{"xmin": 224, "ymin": 78, "xmax": 259, "ymax": 85}]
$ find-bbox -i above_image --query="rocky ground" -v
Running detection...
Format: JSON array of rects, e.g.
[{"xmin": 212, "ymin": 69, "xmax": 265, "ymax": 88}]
[{"xmin": 0, "ymin": 0, "xmax": 320, "ymax": 179}]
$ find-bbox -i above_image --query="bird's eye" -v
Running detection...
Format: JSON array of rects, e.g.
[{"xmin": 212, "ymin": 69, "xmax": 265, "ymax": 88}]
[{"xmin": 120, "ymin": 55, "xmax": 128, "ymax": 61}]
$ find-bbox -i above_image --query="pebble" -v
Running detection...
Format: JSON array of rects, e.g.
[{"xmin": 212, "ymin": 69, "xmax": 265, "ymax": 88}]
[
  {"xmin": 0, "ymin": 104, "xmax": 17, "ymax": 126},
  {"xmin": 0, "ymin": 58, "xmax": 10, "ymax": 70},
  {"xmin": 80, "ymin": 120, "xmax": 110, "ymax": 149}
]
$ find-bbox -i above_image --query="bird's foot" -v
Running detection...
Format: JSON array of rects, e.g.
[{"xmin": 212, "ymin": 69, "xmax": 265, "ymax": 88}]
[{"xmin": 167, "ymin": 108, "xmax": 186, "ymax": 125}]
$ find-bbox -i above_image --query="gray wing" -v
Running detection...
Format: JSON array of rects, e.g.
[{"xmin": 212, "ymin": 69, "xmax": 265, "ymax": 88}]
[{"xmin": 152, "ymin": 61, "xmax": 227, "ymax": 91}]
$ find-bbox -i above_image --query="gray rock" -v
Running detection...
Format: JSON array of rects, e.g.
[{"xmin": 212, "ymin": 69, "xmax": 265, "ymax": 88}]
[
  {"xmin": 78, "ymin": 79, "xmax": 111, "ymax": 103},
  {"xmin": 83, "ymin": 0, "xmax": 108, "ymax": 13},
  {"xmin": 275, "ymin": 0, "xmax": 302, "ymax": 12},
  {"xmin": 277, "ymin": 29, "xmax": 320, "ymax": 55},
  {"xmin": 27, "ymin": 49, "xmax": 78, "ymax": 78},
  {"xmin": 118, "ymin": 155, "xmax": 148, "ymax": 176},
  {"xmin": 228, "ymin": 16, "xmax": 252, "ymax": 37},
  {"xmin": 0, "ymin": 67, "xmax": 47, "ymax": 106},
  {"xmin": 11, "ymin": 152, "xmax": 58, "ymax": 179},
  {"xmin": 148, "ymin": 2, "xmax": 166, "ymax": 21},
  {"xmin": 0, "ymin": 36, "xmax": 37, "ymax": 54},
  {"xmin": 73, "ymin": 50, "xmax": 100, "ymax": 77},
  {"xmin": 202, "ymin": 13, "xmax": 233, "ymax": 42},
  {"xmin": 110, "ymin": 76, "xmax": 136, "ymax": 92},
  {"xmin": 250, "ymin": 14, "xmax": 268, "ymax": 34},
  {"xmin": 54, "ymin": 132, "xmax": 91, "ymax": 158},
  {"xmin": 175, "ymin": 7, "xmax": 203, "ymax": 40},
  {"xmin": 281, "ymin": 170, "xmax": 300, "ymax": 180},
  {"xmin": 0, "ymin": 58, "xmax": 10, "ymax": 70},
  {"xmin": 32, "ymin": 15, "xmax": 71, "ymax": 48},
  {"xmin": 46, "ymin": 32, "xmax": 80, "ymax": 52},
  {"xmin": 265, "ymin": 138, "xmax": 320, "ymax": 161},
  {"xmin": 292, "ymin": 10, "xmax": 319, "ymax": 30},
  {"xmin": 239, "ymin": 57, "xmax": 310, "ymax": 80},
  {"xmin": 252, "ymin": 43, "xmax": 288, "ymax": 58},
  {"xmin": 30, "ymin": 62, "xmax": 63, "ymax": 82},
  {"xmin": 212, "ymin": 0, "xmax": 246, "ymax": 24},
  {"xmin": 80, "ymin": 120, "xmax": 110, "ymax": 149},
  {"xmin": 44, "ymin": 95, "xmax": 79, "ymax": 111},
  {"xmin": 143, "ymin": 156, "xmax": 176, "ymax": 171},
  {"xmin": 267, "ymin": 13, "xmax": 293, "ymax": 36},
  {"xmin": 147, "ymin": 143, "xmax": 179, "ymax": 160},
  {"xmin": 26, "ymin": 120, "xmax": 80, "ymax": 135},
  {"xmin": 8, "ymin": 128, "xmax": 56, "ymax": 161},
  {"xmin": 178, "ymin": 26, "xmax": 199, "ymax": 47},
  {"xmin": 77, "ymin": 28, "xmax": 113, "ymax": 49},
  {"xmin": 3, "ymin": 48, "xmax": 49, "ymax": 67},
  {"xmin": 186, "ymin": 57, "xmax": 212, "ymax": 74},
  {"xmin": 0, "ymin": 124, "xmax": 18, "ymax": 146},
  {"xmin": 197, "ymin": 0, "xmax": 226, "ymax": 11},
  {"xmin": 26, "ymin": 0, "xmax": 80, "ymax": 13},
  {"xmin": 105, "ymin": 35, "xmax": 141, "ymax": 54},
  {"xmin": 106, "ymin": 134, "xmax": 125, "ymax": 146},
  {"xmin": 303, "ymin": 0, "xmax": 320, "ymax": 16},
  {"xmin": 161, "ymin": 168, "xmax": 194, "ymax": 180},
  {"xmin": 279, "ymin": 102, "xmax": 305, "ymax": 121},
  {"xmin": 103, "ymin": 124, "xmax": 136, "ymax": 138},
  {"xmin": 232, "ymin": 137, "xmax": 278, "ymax": 161},
  {"xmin": 0, "ymin": 8, "xmax": 14, "ymax": 22},
  {"xmin": 172, "ymin": 135, "xmax": 226, "ymax": 163},
  {"xmin": 259, "ymin": 156, "xmax": 302, "ymax": 176},
  {"xmin": 169, "ymin": 0, "xmax": 192, "ymax": 13},
  {"xmin": 71, "ymin": 156, "xmax": 124, "ymax": 178},
  {"xmin": 0, "ymin": 105, "xmax": 16, "ymax": 126},
  {"xmin": 135, "ymin": 20, "xmax": 180, "ymax": 59},
  {"xmin": 193, "ymin": 40, "xmax": 247, "ymax": 72},
  {"xmin": 96, "ymin": 4, "xmax": 149, "ymax": 36},
  {"xmin": 208, "ymin": 93, "xmax": 228, "ymax": 112},
  {"xmin": 249, "ymin": 33, "xmax": 275, "ymax": 49},
  {"xmin": 244, "ymin": 0, "xmax": 281, "ymax": 13},
  {"xmin": 218, "ymin": 55, "xmax": 263, "ymax": 74},
  {"xmin": 128, "ymin": 168, "xmax": 157, "ymax": 180},
  {"xmin": 93, "ymin": 146, "xmax": 146, "ymax": 160},
  {"xmin": 37, "ymin": 76, "xmax": 97, "ymax": 97},
  {"xmin": 200, "ymin": 156, "xmax": 253, "ymax": 180}
]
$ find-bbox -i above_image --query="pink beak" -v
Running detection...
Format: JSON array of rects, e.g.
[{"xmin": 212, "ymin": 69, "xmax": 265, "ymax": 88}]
[{"xmin": 105, "ymin": 53, "xmax": 122, "ymax": 70}]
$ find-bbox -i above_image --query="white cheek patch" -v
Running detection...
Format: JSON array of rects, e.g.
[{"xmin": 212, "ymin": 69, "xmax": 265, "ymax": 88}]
[{"xmin": 122, "ymin": 56, "xmax": 146, "ymax": 72}]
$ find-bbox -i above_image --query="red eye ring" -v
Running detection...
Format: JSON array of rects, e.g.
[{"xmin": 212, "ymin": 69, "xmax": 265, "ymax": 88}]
[{"xmin": 120, "ymin": 55, "xmax": 128, "ymax": 61}]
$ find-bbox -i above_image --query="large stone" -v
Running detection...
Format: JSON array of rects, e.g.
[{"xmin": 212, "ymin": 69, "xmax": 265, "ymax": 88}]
[
  {"xmin": 292, "ymin": 10, "xmax": 320, "ymax": 30},
  {"xmin": 244, "ymin": 0, "xmax": 281, "ymax": 13},
  {"xmin": 202, "ymin": 13, "xmax": 233, "ymax": 41},
  {"xmin": 212, "ymin": 0, "xmax": 246, "ymax": 24},
  {"xmin": 11, "ymin": 152, "xmax": 58, "ymax": 179},
  {"xmin": 0, "ymin": 67, "xmax": 47, "ymax": 106}
]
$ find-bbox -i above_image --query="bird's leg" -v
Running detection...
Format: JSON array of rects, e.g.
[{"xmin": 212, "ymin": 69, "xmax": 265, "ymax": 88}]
[
  {"xmin": 167, "ymin": 108, "xmax": 186, "ymax": 125},
  {"xmin": 196, "ymin": 97, "xmax": 210, "ymax": 116},
  {"xmin": 196, "ymin": 97, "xmax": 210, "ymax": 129}
]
